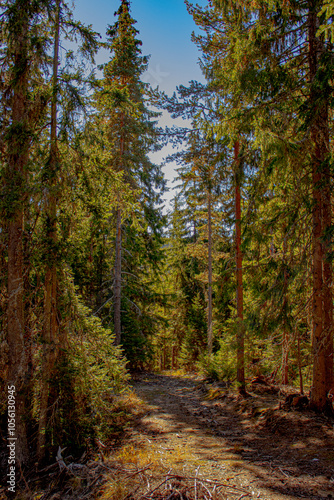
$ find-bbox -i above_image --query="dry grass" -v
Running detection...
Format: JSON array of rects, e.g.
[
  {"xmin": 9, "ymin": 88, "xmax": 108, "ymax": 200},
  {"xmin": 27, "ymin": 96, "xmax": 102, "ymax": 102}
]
[
  {"xmin": 98, "ymin": 440, "xmax": 199, "ymax": 500},
  {"xmin": 113, "ymin": 389, "xmax": 148, "ymax": 418}
]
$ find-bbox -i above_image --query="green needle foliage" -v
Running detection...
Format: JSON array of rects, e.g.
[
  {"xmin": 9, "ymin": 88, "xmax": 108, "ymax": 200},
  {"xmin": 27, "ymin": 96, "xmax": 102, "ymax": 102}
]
[
  {"xmin": 73, "ymin": 0, "xmax": 166, "ymax": 368},
  {"xmin": 2, "ymin": 0, "xmax": 334, "ymax": 480}
]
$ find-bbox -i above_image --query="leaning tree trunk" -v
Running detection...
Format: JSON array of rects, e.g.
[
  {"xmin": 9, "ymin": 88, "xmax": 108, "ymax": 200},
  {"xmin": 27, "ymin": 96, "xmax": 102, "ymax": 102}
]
[
  {"xmin": 37, "ymin": 0, "xmax": 61, "ymax": 462},
  {"xmin": 6, "ymin": 4, "xmax": 30, "ymax": 466},
  {"xmin": 308, "ymin": 2, "xmax": 333, "ymax": 411},
  {"xmin": 234, "ymin": 141, "xmax": 245, "ymax": 393}
]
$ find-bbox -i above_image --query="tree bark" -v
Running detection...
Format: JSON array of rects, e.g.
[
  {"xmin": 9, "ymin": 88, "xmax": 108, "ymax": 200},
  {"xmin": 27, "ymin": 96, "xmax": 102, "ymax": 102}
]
[
  {"xmin": 6, "ymin": 3, "xmax": 30, "ymax": 465},
  {"xmin": 281, "ymin": 235, "xmax": 289, "ymax": 385},
  {"xmin": 114, "ymin": 206, "xmax": 122, "ymax": 345},
  {"xmin": 297, "ymin": 329, "xmax": 304, "ymax": 395},
  {"xmin": 234, "ymin": 141, "xmax": 245, "ymax": 393},
  {"xmin": 113, "ymin": 105, "xmax": 125, "ymax": 346},
  {"xmin": 37, "ymin": 0, "xmax": 61, "ymax": 461},
  {"xmin": 323, "ymin": 180, "xmax": 333, "ymax": 394},
  {"xmin": 308, "ymin": 1, "xmax": 333, "ymax": 411},
  {"xmin": 207, "ymin": 188, "xmax": 213, "ymax": 356},
  {"xmin": 282, "ymin": 330, "xmax": 289, "ymax": 385}
]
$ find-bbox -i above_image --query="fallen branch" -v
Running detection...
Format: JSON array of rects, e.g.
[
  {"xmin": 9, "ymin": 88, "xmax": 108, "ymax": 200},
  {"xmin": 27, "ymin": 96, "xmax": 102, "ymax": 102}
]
[{"xmin": 123, "ymin": 463, "xmax": 152, "ymax": 480}]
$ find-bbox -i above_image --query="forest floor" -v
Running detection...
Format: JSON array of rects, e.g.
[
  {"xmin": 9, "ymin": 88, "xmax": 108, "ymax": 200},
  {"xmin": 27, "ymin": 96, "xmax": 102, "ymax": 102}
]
[
  {"xmin": 5, "ymin": 371, "xmax": 334, "ymax": 500},
  {"xmin": 106, "ymin": 371, "xmax": 334, "ymax": 500}
]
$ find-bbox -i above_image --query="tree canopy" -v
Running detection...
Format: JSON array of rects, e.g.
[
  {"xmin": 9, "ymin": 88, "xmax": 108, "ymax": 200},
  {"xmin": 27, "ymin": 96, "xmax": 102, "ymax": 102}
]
[{"xmin": 1, "ymin": 0, "xmax": 334, "ymax": 481}]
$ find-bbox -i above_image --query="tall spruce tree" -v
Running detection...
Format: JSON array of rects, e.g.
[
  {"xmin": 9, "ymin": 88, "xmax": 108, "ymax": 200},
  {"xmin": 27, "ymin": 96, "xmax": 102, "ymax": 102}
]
[
  {"xmin": 40, "ymin": 0, "xmax": 99, "ymax": 357},
  {"xmin": 0, "ymin": 0, "xmax": 52, "ymax": 464},
  {"xmin": 36, "ymin": 1, "xmax": 99, "ymax": 461},
  {"xmin": 95, "ymin": 0, "xmax": 165, "ymax": 354}
]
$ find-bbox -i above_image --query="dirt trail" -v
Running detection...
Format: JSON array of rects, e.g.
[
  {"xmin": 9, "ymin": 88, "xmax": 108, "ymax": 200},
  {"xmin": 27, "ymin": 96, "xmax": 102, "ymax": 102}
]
[{"xmin": 129, "ymin": 372, "xmax": 334, "ymax": 500}]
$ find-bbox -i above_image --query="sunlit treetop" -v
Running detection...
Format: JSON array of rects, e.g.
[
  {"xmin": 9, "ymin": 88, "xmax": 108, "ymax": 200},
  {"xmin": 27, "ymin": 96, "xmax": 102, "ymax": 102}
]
[{"xmin": 104, "ymin": 0, "xmax": 148, "ymax": 82}]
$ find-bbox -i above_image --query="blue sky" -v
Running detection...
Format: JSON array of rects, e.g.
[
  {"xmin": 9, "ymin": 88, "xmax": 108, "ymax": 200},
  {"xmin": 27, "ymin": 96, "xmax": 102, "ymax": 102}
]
[
  {"xmin": 74, "ymin": 0, "xmax": 206, "ymax": 93},
  {"xmin": 73, "ymin": 0, "xmax": 208, "ymax": 210}
]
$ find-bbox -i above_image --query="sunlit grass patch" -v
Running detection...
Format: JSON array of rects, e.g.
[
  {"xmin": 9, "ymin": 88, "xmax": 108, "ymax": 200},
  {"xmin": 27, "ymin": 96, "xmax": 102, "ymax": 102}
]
[
  {"xmin": 116, "ymin": 389, "xmax": 148, "ymax": 414},
  {"xmin": 98, "ymin": 476, "xmax": 130, "ymax": 500},
  {"xmin": 115, "ymin": 443, "xmax": 162, "ymax": 468},
  {"xmin": 205, "ymin": 387, "xmax": 227, "ymax": 400},
  {"xmin": 98, "ymin": 443, "xmax": 162, "ymax": 499},
  {"xmin": 98, "ymin": 439, "xmax": 201, "ymax": 499}
]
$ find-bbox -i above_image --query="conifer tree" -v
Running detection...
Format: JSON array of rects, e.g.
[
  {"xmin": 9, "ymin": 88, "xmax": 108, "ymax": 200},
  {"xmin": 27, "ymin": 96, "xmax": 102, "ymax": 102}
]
[
  {"xmin": 187, "ymin": 0, "xmax": 334, "ymax": 410},
  {"xmin": 36, "ymin": 1, "xmax": 99, "ymax": 460},
  {"xmin": 95, "ymin": 0, "xmax": 165, "ymax": 352},
  {"xmin": 167, "ymin": 198, "xmax": 208, "ymax": 367},
  {"xmin": 0, "ymin": 0, "xmax": 52, "ymax": 464},
  {"xmin": 151, "ymin": 75, "xmax": 245, "ymax": 370},
  {"xmin": 37, "ymin": 0, "xmax": 61, "ymax": 461},
  {"xmin": 234, "ymin": 140, "xmax": 245, "ymax": 392},
  {"xmin": 307, "ymin": 0, "xmax": 333, "ymax": 411},
  {"xmin": 178, "ymin": 136, "xmax": 226, "ymax": 357}
]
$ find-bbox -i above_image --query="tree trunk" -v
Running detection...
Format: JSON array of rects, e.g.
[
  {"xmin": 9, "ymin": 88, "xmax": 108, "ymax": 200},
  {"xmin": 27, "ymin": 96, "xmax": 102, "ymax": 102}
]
[
  {"xmin": 172, "ymin": 346, "xmax": 177, "ymax": 369},
  {"xmin": 114, "ymin": 206, "xmax": 122, "ymax": 345},
  {"xmin": 207, "ymin": 189, "xmax": 213, "ymax": 356},
  {"xmin": 322, "ymin": 150, "xmax": 333, "ymax": 395},
  {"xmin": 281, "ymin": 235, "xmax": 289, "ymax": 385},
  {"xmin": 308, "ymin": 2, "xmax": 333, "ymax": 411},
  {"xmin": 297, "ymin": 329, "xmax": 304, "ymax": 395},
  {"xmin": 7, "ymin": 214, "xmax": 29, "ymax": 465},
  {"xmin": 113, "ymin": 104, "xmax": 126, "ymax": 346},
  {"xmin": 37, "ymin": 0, "xmax": 61, "ymax": 461},
  {"xmin": 6, "ymin": 4, "xmax": 30, "ymax": 465},
  {"xmin": 234, "ymin": 141, "xmax": 245, "ymax": 393},
  {"xmin": 163, "ymin": 345, "xmax": 167, "ymax": 370},
  {"xmin": 323, "ymin": 179, "xmax": 333, "ymax": 394},
  {"xmin": 282, "ymin": 330, "xmax": 289, "ymax": 386}
]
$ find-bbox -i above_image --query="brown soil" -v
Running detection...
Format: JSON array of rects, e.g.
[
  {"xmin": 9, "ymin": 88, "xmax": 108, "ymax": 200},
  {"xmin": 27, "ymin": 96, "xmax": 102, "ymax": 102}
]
[{"xmin": 126, "ymin": 371, "xmax": 334, "ymax": 500}]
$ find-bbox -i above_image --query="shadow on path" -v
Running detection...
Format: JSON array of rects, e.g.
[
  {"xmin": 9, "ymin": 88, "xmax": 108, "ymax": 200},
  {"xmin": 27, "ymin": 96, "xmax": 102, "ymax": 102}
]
[{"xmin": 132, "ymin": 372, "xmax": 334, "ymax": 500}]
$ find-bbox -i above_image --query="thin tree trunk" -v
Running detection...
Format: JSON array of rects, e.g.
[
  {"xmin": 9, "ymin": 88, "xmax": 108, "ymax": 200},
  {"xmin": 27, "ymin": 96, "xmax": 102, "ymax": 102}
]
[
  {"xmin": 37, "ymin": 0, "xmax": 61, "ymax": 461},
  {"xmin": 297, "ymin": 329, "xmax": 304, "ymax": 395},
  {"xmin": 7, "ymin": 5, "xmax": 30, "ymax": 465},
  {"xmin": 208, "ymin": 189, "xmax": 213, "ymax": 356},
  {"xmin": 114, "ymin": 105, "xmax": 125, "ymax": 345},
  {"xmin": 172, "ymin": 346, "xmax": 177, "ymax": 369},
  {"xmin": 322, "ymin": 163, "xmax": 333, "ymax": 395},
  {"xmin": 114, "ymin": 206, "xmax": 122, "ymax": 345},
  {"xmin": 163, "ymin": 344, "xmax": 167, "ymax": 370},
  {"xmin": 282, "ymin": 330, "xmax": 289, "ymax": 385},
  {"xmin": 308, "ymin": 2, "xmax": 333, "ymax": 411},
  {"xmin": 234, "ymin": 141, "xmax": 245, "ymax": 393},
  {"xmin": 96, "ymin": 233, "xmax": 105, "ymax": 311},
  {"xmin": 281, "ymin": 235, "xmax": 289, "ymax": 385},
  {"xmin": 311, "ymin": 145, "xmax": 326, "ymax": 409}
]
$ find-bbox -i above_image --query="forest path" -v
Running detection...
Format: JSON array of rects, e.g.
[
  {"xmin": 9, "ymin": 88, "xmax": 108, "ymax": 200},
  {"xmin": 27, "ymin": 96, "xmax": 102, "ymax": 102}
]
[{"xmin": 128, "ymin": 371, "xmax": 334, "ymax": 500}]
